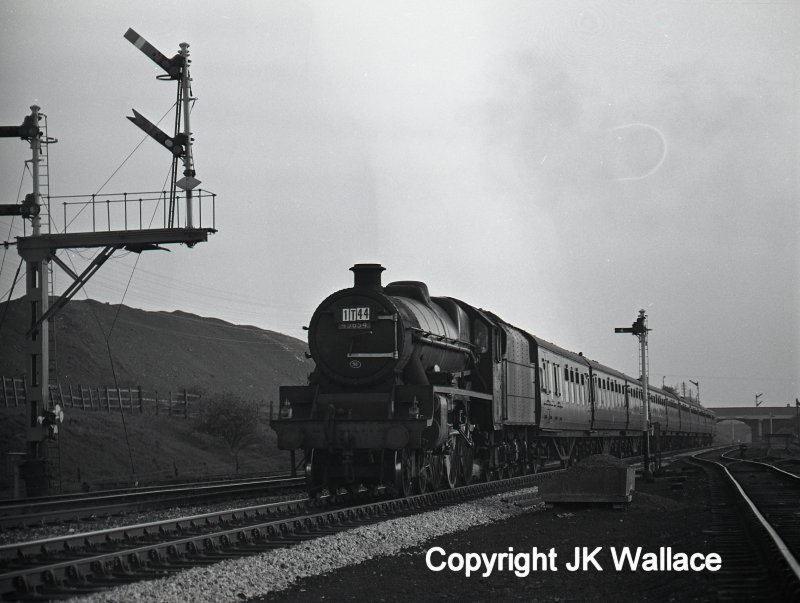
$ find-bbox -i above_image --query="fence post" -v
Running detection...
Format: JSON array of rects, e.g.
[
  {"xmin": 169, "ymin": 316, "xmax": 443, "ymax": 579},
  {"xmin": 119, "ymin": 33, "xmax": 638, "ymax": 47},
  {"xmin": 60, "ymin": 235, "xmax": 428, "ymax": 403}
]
[
  {"xmin": 58, "ymin": 383, "xmax": 65, "ymax": 407},
  {"xmin": 117, "ymin": 387, "xmax": 123, "ymax": 412},
  {"xmin": 184, "ymin": 390, "xmax": 189, "ymax": 419},
  {"xmin": 13, "ymin": 378, "xmax": 20, "ymax": 407},
  {"xmin": 79, "ymin": 385, "xmax": 86, "ymax": 410},
  {"xmin": 138, "ymin": 386, "xmax": 143, "ymax": 413},
  {"xmin": 88, "ymin": 387, "xmax": 95, "ymax": 410},
  {"xmin": 105, "ymin": 387, "xmax": 111, "ymax": 412},
  {"xmin": 68, "ymin": 384, "xmax": 74, "ymax": 408}
]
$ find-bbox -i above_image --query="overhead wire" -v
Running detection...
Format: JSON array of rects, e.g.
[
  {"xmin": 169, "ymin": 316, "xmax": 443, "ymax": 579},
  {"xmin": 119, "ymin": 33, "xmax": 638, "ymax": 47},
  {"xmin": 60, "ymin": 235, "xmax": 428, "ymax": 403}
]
[
  {"xmin": 45, "ymin": 118, "xmax": 175, "ymax": 478},
  {"xmin": 3, "ymin": 89, "xmax": 213, "ymax": 479},
  {"xmin": 0, "ymin": 165, "xmax": 31, "ymax": 335},
  {"xmin": 0, "ymin": 259, "xmax": 23, "ymax": 337},
  {"xmin": 104, "ymin": 315, "xmax": 308, "ymax": 348},
  {"xmin": 63, "ymin": 102, "xmax": 177, "ymax": 232},
  {"xmin": 95, "ymin": 162, "xmax": 172, "ymax": 479},
  {"xmin": 0, "ymin": 268, "xmax": 25, "ymax": 302},
  {"xmin": 0, "ymin": 164, "xmax": 28, "ymax": 282}
]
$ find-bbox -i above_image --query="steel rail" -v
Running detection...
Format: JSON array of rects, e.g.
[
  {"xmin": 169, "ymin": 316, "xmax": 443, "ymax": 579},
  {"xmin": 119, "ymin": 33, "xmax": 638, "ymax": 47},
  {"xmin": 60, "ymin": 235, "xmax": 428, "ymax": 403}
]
[
  {"xmin": 0, "ymin": 472, "xmax": 297, "ymax": 507},
  {"xmin": 0, "ymin": 471, "xmax": 561, "ymax": 599},
  {"xmin": 691, "ymin": 452, "xmax": 800, "ymax": 583},
  {"xmin": 1, "ymin": 445, "xmax": 713, "ymax": 599},
  {"xmin": 719, "ymin": 450, "xmax": 800, "ymax": 481},
  {"xmin": 0, "ymin": 496, "xmax": 312, "ymax": 563},
  {"xmin": 0, "ymin": 476, "xmax": 306, "ymax": 529}
]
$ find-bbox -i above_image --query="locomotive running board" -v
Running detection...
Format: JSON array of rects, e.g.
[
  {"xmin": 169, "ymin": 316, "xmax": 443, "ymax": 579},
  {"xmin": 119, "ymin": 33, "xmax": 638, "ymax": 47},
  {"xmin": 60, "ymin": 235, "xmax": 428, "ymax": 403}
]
[{"xmin": 432, "ymin": 386, "xmax": 492, "ymax": 401}]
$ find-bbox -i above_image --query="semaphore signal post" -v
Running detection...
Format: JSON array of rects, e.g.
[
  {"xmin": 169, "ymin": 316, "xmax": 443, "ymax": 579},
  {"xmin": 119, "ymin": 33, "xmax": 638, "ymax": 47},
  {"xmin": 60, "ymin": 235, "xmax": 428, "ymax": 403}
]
[
  {"xmin": 615, "ymin": 310, "xmax": 652, "ymax": 477},
  {"xmin": 0, "ymin": 29, "xmax": 217, "ymax": 496}
]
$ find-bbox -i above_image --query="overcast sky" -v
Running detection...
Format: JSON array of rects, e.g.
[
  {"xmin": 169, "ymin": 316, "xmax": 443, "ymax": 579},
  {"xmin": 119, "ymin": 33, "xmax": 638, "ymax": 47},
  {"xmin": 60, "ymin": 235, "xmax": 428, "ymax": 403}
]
[{"xmin": 1, "ymin": 1, "xmax": 797, "ymax": 408}]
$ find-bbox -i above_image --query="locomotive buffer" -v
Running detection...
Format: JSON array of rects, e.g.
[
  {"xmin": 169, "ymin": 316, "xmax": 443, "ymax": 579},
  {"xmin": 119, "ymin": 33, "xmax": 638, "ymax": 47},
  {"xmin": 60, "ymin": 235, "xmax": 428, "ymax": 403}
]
[{"xmin": 0, "ymin": 29, "xmax": 216, "ymax": 496}]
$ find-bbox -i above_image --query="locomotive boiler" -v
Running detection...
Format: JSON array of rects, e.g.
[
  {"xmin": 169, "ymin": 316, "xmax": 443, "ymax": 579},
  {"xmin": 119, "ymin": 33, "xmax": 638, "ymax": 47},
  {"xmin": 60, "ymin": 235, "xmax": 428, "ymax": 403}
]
[{"xmin": 271, "ymin": 264, "xmax": 715, "ymax": 496}]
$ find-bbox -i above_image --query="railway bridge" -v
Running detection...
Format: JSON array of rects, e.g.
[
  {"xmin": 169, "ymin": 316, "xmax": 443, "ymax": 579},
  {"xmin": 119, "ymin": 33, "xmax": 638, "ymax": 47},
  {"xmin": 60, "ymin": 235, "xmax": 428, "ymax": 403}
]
[{"xmin": 709, "ymin": 405, "xmax": 799, "ymax": 443}]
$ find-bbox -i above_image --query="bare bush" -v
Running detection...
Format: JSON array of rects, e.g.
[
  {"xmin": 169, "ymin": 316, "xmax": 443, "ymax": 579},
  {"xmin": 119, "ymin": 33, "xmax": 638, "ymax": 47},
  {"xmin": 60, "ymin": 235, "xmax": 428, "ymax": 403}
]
[{"xmin": 195, "ymin": 393, "xmax": 260, "ymax": 474}]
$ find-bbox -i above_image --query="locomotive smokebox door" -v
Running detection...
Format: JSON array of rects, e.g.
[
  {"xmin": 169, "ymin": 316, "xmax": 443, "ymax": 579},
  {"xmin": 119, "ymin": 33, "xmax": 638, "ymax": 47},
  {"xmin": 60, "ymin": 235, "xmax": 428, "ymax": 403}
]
[{"xmin": 308, "ymin": 264, "xmax": 404, "ymax": 386}]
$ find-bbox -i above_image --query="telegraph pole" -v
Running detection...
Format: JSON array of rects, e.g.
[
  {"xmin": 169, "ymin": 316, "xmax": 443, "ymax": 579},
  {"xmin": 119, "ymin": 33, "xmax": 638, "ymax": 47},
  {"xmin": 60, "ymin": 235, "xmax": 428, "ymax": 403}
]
[{"xmin": 615, "ymin": 309, "xmax": 651, "ymax": 476}]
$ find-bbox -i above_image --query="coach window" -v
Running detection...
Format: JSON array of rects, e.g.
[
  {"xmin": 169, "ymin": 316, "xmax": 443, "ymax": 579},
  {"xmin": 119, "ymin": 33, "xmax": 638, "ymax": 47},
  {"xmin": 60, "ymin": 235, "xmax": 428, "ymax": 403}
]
[
  {"xmin": 583, "ymin": 374, "xmax": 587, "ymax": 404},
  {"xmin": 542, "ymin": 360, "xmax": 550, "ymax": 394},
  {"xmin": 557, "ymin": 364, "xmax": 563, "ymax": 397},
  {"xmin": 598, "ymin": 379, "xmax": 602, "ymax": 406},
  {"xmin": 551, "ymin": 364, "xmax": 558, "ymax": 397},
  {"xmin": 547, "ymin": 361, "xmax": 552, "ymax": 393},
  {"xmin": 564, "ymin": 367, "xmax": 570, "ymax": 402},
  {"xmin": 546, "ymin": 362, "xmax": 552, "ymax": 395},
  {"xmin": 553, "ymin": 363, "xmax": 558, "ymax": 396},
  {"xmin": 569, "ymin": 368, "xmax": 575, "ymax": 403},
  {"xmin": 541, "ymin": 361, "xmax": 549, "ymax": 393}
]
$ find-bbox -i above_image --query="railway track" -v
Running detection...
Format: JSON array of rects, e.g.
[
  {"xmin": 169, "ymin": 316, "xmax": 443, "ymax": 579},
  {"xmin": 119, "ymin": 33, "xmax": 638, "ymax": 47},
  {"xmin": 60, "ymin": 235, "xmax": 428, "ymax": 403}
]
[
  {"xmin": 0, "ymin": 446, "xmax": 718, "ymax": 600},
  {"xmin": 0, "ymin": 474, "xmax": 306, "ymax": 530},
  {"xmin": 689, "ymin": 447, "xmax": 800, "ymax": 601},
  {"xmin": 0, "ymin": 470, "xmax": 561, "ymax": 600}
]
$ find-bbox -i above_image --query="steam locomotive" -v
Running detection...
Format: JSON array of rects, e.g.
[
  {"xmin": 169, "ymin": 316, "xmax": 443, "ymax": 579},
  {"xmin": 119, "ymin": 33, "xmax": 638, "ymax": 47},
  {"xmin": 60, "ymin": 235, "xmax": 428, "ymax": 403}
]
[{"xmin": 271, "ymin": 264, "xmax": 715, "ymax": 496}]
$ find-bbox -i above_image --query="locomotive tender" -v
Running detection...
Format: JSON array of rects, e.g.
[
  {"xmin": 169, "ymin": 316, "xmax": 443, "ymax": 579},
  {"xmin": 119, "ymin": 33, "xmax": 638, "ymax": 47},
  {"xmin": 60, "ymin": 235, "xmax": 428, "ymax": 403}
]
[{"xmin": 271, "ymin": 264, "xmax": 715, "ymax": 495}]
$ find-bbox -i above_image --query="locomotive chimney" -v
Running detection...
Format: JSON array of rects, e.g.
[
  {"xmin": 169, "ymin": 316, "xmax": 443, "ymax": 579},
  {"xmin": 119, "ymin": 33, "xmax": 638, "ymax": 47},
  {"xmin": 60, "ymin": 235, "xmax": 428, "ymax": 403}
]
[{"xmin": 350, "ymin": 263, "xmax": 385, "ymax": 290}]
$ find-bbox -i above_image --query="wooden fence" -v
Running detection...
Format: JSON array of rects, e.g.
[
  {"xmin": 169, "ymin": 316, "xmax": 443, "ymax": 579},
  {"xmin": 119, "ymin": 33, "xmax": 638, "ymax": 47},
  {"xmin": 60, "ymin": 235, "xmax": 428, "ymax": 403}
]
[{"xmin": 0, "ymin": 377, "xmax": 201, "ymax": 418}]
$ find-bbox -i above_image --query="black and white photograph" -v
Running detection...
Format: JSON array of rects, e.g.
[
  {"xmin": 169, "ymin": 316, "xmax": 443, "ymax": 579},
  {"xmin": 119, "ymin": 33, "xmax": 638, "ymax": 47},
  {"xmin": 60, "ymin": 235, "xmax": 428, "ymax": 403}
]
[{"xmin": 0, "ymin": 1, "xmax": 797, "ymax": 601}]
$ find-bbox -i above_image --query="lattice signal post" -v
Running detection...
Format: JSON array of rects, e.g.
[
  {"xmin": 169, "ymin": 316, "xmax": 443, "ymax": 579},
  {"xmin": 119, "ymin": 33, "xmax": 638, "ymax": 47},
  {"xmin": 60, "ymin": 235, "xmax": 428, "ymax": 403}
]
[
  {"xmin": 0, "ymin": 29, "xmax": 216, "ymax": 496},
  {"xmin": 615, "ymin": 310, "xmax": 652, "ymax": 476}
]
